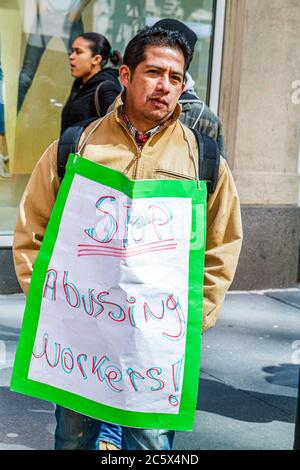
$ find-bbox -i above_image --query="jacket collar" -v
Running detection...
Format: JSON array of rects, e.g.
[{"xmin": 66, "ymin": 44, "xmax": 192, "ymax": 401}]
[{"xmin": 73, "ymin": 68, "xmax": 118, "ymax": 93}]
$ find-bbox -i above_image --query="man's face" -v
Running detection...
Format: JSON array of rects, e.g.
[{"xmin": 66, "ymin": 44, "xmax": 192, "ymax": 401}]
[{"xmin": 120, "ymin": 45, "xmax": 185, "ymax": 131}]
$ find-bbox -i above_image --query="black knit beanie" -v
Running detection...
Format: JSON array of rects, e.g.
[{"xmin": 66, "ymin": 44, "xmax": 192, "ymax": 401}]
[{"xmin": 153, "ymin": 18, "xmax": 198, "ymax": 59}]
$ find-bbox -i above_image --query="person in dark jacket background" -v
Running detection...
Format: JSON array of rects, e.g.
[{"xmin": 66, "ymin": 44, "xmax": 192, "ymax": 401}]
[{"xmin": 61, "ymin": 32, "xmax": 122, "ymax": 134}]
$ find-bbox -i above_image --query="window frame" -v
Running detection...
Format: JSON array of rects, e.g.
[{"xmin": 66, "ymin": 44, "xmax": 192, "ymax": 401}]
[{"xmin": 209, "ymin": 0, "xmax": 226, "ymax": 114}]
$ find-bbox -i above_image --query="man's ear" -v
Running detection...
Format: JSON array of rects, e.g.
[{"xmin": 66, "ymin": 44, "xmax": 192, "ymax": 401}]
[{"xmin": 119, "ymin": 64, "xmax": 131, "ymax": 88}]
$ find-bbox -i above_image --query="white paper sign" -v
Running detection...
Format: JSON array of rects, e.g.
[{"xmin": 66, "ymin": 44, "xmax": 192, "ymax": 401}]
[{"xmin": 29, "ymin": 174, "xmax": 192, "ymax": 414}]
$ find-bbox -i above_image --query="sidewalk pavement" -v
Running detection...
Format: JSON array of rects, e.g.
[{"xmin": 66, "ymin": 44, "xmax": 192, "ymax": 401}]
[{"xmin": 0, "ymin": 289, "xmax": 299, "ymax": 450}]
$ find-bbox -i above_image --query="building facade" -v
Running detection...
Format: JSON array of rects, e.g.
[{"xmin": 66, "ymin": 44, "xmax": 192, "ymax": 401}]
[
  {"xmin": 0, "ymin": 0, "xmax": 300, "ymax": 292},
  {"xmin": 220, "ymin": 0, "xmax": 300, "ymax": 289}
]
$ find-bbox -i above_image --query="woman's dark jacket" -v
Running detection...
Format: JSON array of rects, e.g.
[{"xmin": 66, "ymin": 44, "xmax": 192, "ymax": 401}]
[{"xmin": 61, "ymin": 67, "xmax": 121, "ymax": 134}]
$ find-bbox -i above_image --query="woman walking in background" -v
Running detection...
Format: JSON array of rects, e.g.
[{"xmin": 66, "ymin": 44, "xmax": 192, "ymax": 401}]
[{"xmin": 61, "ymin": 31, "xmax": 122, "ymax": 134}]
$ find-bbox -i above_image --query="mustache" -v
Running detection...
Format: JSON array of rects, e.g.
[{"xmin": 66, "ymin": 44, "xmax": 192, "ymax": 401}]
[{"xmin": 148, "ymin": 95, "xmax": 169, "ymax": 105}]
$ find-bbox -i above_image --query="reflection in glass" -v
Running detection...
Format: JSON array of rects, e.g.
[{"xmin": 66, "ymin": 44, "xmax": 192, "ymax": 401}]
[
  {"xmin": 0, "ymin": 0, "xmax": 215, "ymax": 235},
  {"xmin": 0, "ymin": 61, "xmax": 11, "ymax": 178},
  {"xmin": 17, "ymin": 0, "xmax": 91, "ymax": 113}
]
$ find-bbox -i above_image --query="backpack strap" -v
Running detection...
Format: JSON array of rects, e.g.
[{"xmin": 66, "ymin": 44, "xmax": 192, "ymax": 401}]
[
  {"xmin": 190, "ymin": 128, "xmax": 220, "ymax": 194},
  {"xmin": 57, "ymin": 118, "xmax": 97, "ymax": 180},
  {"xmin": 57, "ymin": 119, "xmax": 221, "ymax": 190},
  {"xmin": 94, "ymin": 80, "xmax": 110, "ymax": 117}
]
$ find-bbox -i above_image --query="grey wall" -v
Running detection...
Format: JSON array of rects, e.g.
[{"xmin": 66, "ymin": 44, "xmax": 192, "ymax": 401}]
[
  {"xmin": 232, "ymin": 205, "xmax": 300, "ymax": 290},
  {"xmin": 0, "ymin": 248, "xmax": 21, "ymax": 294}
]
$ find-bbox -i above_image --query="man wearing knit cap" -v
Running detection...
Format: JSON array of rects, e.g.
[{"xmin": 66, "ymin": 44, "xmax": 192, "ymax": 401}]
[
  {"xmin": 154, "ymin": 18, "xmax": 198, "ymax": 68},
  {"xmin": 106, "ymin": 18, "xmax": 226, "ymax": 158},
  {"xmin": 153, "ymin": 18, "xmax": 227, "ymax": 158}
]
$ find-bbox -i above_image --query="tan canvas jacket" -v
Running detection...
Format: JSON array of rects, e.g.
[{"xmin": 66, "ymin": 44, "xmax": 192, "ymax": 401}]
[{"xmin": 13, "ymin": 103, "xmax": 242, "ymax": 333}]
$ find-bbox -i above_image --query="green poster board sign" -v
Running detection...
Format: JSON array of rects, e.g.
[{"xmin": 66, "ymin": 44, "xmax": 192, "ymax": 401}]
[{"xmin": 11, "ymin": 154, "xmax": 206, "ymax": 431}]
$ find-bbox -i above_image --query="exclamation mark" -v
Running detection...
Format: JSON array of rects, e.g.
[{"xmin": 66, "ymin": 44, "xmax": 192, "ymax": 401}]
[{"xmin": 168, "ymin": 355, "xmax": 185, "ymax": 407}]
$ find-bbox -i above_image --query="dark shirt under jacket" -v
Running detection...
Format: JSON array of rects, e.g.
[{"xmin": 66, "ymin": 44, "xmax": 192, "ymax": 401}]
[{"xmin": 60, "ymin": 67, "xmax": 121, "ymax": 134}]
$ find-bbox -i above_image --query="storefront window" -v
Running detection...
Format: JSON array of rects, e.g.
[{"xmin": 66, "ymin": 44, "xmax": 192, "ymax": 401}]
[{"xmin": 0, "ymin": 0, "xmax": 216, "ymax": 237}]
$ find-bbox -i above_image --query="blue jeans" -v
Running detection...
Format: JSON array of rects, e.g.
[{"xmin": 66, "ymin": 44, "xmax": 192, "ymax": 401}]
[
  {"xmin": 55, "ymin": 405, "xmax": 175, "ymax": 451},
  {"xmin": 98, "ymin": 422, "xmax": 122, "ymax": 449}
]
